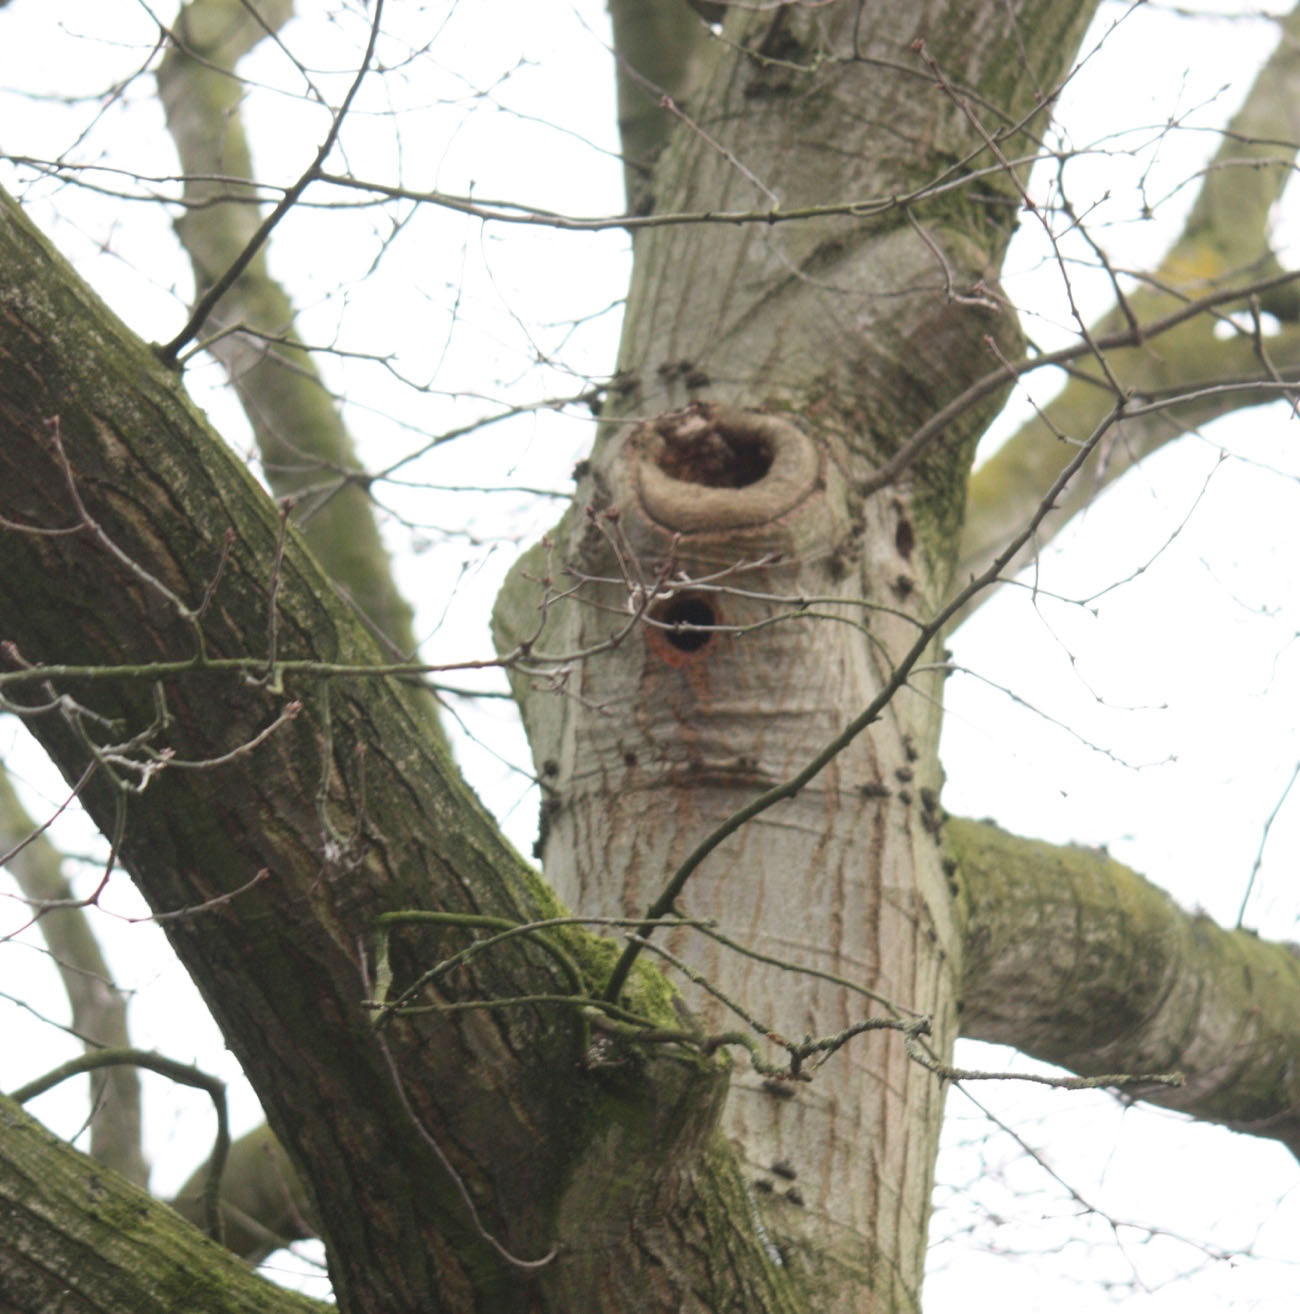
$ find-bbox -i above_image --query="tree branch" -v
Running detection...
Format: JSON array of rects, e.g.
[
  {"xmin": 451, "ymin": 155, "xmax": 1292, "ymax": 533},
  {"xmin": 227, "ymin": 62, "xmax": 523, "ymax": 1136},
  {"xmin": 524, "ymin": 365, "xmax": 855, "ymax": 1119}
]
[
  {"xmin": 0, "ymin": 184, "xmax": 790, "ymax": 1311},
  {"xmin": 958, "ymin": 5, "xmax": 1300, "ymax": 591},
  {"xmin": 950, "ymin": 817, "xmax": 1300, "ymax": 1160},
  {"xmin": 157, "ymin": 0, "xmax": 385, "ymax": 364},
  {"xmin": 0, "ymin": 1095, "xmax": 328, "ymax": 1314},
  {"xmin": 156, "ymin": 0, "xmax": 425, "ymax": 662},
  {"xmin": 171, "ymin": 1122, "xmax": 315, "ymax": 1264}
]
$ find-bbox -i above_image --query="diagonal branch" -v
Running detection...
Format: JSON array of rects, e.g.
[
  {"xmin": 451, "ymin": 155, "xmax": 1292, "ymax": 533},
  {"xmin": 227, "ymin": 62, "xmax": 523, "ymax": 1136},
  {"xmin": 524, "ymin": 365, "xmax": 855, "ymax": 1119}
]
[
  {"xmin": 0, "ymin": 184, "xmax": 790, "ymax": 1312},
  {"xmin": 156, "ymin": 0, "xmax": 425, "ymax": 662},
  {"xmin": 958, "ymin": 4, "xmax": 1300, "ymax": 593}
]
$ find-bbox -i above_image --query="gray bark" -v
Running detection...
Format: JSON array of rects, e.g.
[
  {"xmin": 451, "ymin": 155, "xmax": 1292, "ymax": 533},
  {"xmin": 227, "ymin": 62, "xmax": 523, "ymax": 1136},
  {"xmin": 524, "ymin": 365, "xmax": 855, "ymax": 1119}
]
[{"xmin": 495, "ymin": 3, "xmax": 1098, "ymax": 1308}]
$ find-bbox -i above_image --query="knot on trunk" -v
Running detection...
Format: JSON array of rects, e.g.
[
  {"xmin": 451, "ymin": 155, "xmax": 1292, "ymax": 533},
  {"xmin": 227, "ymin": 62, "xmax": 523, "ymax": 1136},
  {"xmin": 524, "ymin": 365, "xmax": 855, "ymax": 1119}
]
[{"xmin": 635, "ymin": 404, "xmax": 820, "ymax": 533}]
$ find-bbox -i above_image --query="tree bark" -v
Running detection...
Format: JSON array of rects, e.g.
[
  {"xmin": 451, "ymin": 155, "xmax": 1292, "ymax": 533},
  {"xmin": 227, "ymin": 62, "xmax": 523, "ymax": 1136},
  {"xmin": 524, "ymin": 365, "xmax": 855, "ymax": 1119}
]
[
  {"xmin": 496, "ymin": 4, "xmax": 1099, "ymax": 1308},
  {"xmin": 951, "ymin": 818, "xmax": 1300, "ymax": 1160},
  {"xmin": 0, "ymin": 1094, "xmax": 327, "ymax": 1314}
]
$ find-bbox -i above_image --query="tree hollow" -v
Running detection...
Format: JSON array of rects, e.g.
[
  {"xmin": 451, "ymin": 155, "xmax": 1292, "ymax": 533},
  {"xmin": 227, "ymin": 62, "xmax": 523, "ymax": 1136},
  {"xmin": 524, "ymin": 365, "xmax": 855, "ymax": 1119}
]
[{"xmin": 635, "ymin": 404, "xmax": 820, "ymax": 532}]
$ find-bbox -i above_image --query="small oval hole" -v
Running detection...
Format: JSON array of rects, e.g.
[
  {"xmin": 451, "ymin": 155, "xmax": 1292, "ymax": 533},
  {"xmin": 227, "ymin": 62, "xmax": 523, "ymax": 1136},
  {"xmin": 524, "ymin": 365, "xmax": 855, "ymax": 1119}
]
[{"xmin": 651, "ymin": 595, "xmax": 717, "ymax": 652}]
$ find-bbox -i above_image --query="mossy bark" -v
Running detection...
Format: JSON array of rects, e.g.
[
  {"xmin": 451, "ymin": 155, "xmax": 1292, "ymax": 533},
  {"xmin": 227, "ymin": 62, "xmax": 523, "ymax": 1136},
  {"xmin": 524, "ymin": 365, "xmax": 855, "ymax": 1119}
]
[
  {"xmin": 0, "ymin": 1095, "xmax": 328, "ymax": 1314},
  {"xmin": 950, "ymin": 819, "xmax": 1300, "ymax": 1158}
]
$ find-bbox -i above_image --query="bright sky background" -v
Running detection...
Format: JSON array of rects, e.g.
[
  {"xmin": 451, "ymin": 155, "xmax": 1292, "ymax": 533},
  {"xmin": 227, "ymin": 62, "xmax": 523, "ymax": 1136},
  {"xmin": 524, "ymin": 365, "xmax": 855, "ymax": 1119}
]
[{"xmin": 2, "ymin": 1, "xmax": 1299, "ymax": 1308}]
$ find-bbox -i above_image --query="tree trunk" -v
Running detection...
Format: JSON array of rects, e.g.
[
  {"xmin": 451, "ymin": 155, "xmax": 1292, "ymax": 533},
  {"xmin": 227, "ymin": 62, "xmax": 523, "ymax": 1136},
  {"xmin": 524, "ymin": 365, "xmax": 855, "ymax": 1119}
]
[{"xmin": 495, "ymin": 3, "xmax": 1098, "ymax": 1307}]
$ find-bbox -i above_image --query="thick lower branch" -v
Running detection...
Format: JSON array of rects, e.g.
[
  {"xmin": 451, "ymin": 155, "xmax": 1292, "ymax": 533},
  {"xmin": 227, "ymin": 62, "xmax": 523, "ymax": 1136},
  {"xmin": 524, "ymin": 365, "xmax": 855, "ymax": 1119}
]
[
  {"xmin": 950, "ymin": 817, "xmax": 1300, "ymax": 1158},
  {"xmin": 0, "ymin": 1096, "xmax": 327, "ymax": 1314}
]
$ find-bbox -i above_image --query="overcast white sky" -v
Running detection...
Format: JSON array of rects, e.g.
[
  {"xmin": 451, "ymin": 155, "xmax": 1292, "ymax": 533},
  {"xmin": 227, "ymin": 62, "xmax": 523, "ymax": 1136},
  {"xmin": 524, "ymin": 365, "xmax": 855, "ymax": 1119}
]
[{"xmin": 2, "ymin": 1, "xmax": 1299, "ymax": 1308}]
